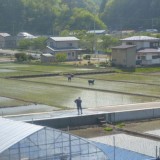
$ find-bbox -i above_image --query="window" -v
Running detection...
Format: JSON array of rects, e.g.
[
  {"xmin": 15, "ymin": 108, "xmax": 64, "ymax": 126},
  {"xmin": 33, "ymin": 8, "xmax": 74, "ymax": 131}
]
[
  {"xmin": 150, "ymin": 42, "xmax": 159, "ymax": 48},
  {"xmin": 50, "ymin": 42, "xmax": 54, "ymax": 47},
  {"xmin": 152, "ymin": 55, "xmax": 160, "ymax": 59},
  {"xmin": 141, "ymin": 56, "xmax": 146, "ymax": 60},
  {"xmin": 68, "ymin": 43, "xmax": 72, "ymax": 47},
  {"xmin": 127, "ymin": 42, "xmax": 133, "ymax": 45}
]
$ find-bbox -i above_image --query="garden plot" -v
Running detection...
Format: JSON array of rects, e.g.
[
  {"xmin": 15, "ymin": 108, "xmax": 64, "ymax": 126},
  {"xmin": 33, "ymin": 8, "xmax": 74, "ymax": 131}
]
[{"xmin": 22, "ymin": 76, "xmax": 160, "ymax": 98}]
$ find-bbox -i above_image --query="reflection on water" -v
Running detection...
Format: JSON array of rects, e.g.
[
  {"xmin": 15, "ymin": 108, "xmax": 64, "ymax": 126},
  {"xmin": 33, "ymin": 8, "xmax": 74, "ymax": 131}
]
[{"xmin": 62, "ymin": 90, "xmax": 157, "ymax": 109}]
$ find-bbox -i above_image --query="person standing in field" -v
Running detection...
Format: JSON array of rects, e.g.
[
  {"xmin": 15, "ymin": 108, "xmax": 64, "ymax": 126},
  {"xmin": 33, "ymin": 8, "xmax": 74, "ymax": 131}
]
[{"xmin": 74, "ymin": 97, "xmax": 83, "ymax": 115}]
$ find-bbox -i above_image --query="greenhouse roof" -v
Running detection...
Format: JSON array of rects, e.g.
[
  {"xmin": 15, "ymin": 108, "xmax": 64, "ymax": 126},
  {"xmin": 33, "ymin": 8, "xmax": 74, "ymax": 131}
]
[{"xmin": 0, "ymin": 118, "xmax": 43, "ymax": 154}]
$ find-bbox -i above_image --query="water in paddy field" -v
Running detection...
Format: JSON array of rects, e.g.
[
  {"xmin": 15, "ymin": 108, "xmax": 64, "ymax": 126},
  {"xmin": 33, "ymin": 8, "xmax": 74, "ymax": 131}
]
[
  {"xmin": 62, "ymin": 90, "xmax": 158, "ymax": 109},
  {"xmin": 0, "ymin": 69, "xmax": 16, "ymax": 72}
]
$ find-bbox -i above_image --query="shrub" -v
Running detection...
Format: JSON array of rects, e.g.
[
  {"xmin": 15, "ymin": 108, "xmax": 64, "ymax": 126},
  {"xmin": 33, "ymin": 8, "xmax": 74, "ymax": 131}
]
[
  {"xmin": 83, "ymin": 54, "xmax": 91, "ymax": 60},
  {"xmin": 15, "ymin": 53, "xmax": 28, "ymax": 62},
  {"xmin": 116, "ymin": 123, "xmax": 125, "ymax": 128},
  {"xmin": 104, "ymin": 127, "xmax": 113, "ymax": 132}
]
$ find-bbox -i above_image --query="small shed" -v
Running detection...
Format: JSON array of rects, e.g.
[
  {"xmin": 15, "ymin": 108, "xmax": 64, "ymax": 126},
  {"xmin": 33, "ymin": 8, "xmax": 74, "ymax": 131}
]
[
  {"xmin": 41, "ymin": 53, "xmax": 55, "ymax": 63},
  {"xmin": 112, "ymin": 45, "xmax": 136, "ymax": 67}
]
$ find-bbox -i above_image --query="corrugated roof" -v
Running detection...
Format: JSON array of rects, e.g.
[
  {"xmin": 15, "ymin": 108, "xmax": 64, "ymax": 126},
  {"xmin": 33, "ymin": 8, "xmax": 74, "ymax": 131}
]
[
  {"xmin": 41, "ymin": 53, "xmax": 54, "ymax": 57},
  {"xmin": 0, "ymin": 33, "xmax": 10, "ymax": 37},
  {"xmin": 17, "ymin": 32, "xmax": 36, "ymax": 38},
  {"xmin": 121, "ymin": 36, "xmax": 160, "ymax": 41},
  {"xmin": 50, "ymin": 37, "xmax": 79, "ymax": 41},
  {"xmin": 87, "ymin": 30, "xmax": 106, "ymax": 34},
  {"xmin": 0, "ymin": 118, "xmax": 43, "ymax": 153},
  {"xmin": 112, "ymin": 45, "xmax": 136, "ymax": 49}
]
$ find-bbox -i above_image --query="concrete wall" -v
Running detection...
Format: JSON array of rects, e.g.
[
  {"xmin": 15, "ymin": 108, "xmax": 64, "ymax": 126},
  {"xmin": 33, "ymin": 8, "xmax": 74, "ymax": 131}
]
[
  {"xmin": 106, "ymin": 108, "xmax": 160, "ymax": 123},
  {"xmin": 29, "ymin": 108, "xmax": 160, "ymax": 129},
  {"xmin": 30, "ymin": 114, "xmax": 106, "ymax": 129}
]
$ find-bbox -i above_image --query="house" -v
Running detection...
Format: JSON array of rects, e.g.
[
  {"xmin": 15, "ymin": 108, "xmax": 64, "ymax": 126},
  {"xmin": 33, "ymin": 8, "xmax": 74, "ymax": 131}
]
[
  {"xmin": 45, "ymin": 36, "xmax": 83, "ymax": 61},
  {"xmin": 121, "ymin": 36, "xmax": 160, "ymax": 65},
  {"xmin": 17, "ymin": 32, "xmax": 37, "ymax": 40},
  {"xmin": 137, "ymin": 48, "xmax": 160, "ymax": 65},
  {"xmin": 16, "ymin": 32, "xmax": 37, "ymax": 45},
  {"xmin": 121, "ymin": 36, "xmax": 160, "ymax": 50},
  {"xmin": 112, "ymin": 45, "xmax": 136, "ymax": 67},
  {"xmin": 112, "ymin": 36, "xmax": 160, "ymax": 67},
  {"xmin": 0, "ymin": 33, "xmax": 16, "ymax": 49}
]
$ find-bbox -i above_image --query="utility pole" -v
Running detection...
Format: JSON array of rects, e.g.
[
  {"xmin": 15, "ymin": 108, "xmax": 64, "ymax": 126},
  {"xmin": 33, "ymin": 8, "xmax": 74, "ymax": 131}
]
[{"xmin": 93, "ymin": 14, "xmax": 96, "ymax": 55}]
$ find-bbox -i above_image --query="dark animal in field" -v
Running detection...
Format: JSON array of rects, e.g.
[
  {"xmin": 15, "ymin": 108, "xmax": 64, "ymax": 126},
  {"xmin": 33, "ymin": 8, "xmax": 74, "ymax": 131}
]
[
  {"xmin": 68, "ymin": 76, "xmax": 72, "ymax": 82},
  {"xmin": 67, "ymin": 74, "xmax": 74, "ymax": 82},
  {"xmin": 88, "ymin": 79, "xmax": 95, "ymax": 85}
]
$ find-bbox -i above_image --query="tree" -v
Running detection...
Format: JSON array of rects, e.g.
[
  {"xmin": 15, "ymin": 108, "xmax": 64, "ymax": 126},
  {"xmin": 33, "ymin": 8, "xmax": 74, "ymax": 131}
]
[
  {"xmin": 101, "ymin": 35, "xmax": 119, "ymax": 48},
  {"xmin": 15, "ymin": 53, "xmax": 28, "ymax": 62},
  {"xmin": 18, "ymin": 37, "xmax": 47, "ymax": 50},
  {"xmin": 55, "ymin": 53, "xmax": 67, "ymax": 62}
]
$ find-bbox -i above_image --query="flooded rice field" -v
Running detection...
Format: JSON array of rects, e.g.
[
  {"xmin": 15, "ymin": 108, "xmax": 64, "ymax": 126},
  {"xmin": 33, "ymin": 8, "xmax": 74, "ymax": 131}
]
[
  {"xmin": 60, "ymin": 89, "xmax": 158, "ymax": 109},
  {"xmin": 0, "ymin": 69, "xmax": 16, "ymax": 73},
  {"xmin": 23, "ymin": 76, "xmax": 160, "ymax": 98},
  {"xmin": 0, "ymin": 63, "xmax": 159, "ymax": 112}
]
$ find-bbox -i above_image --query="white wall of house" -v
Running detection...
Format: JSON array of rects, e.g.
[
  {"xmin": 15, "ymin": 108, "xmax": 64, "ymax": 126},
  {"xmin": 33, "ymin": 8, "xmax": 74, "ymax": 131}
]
[
  {"xmin": 137, "ymin": 53, "xmax": 160, "ymax": 65},
  {"xmin": 47, "ymin": 39, "xmax": 78, "ymax": 49},
  {"xmin": 67, "ymin": 51, "xmax": 77, "ymax": 60},
  {"xmin": 0, "ymin": 36, "xmax": 5, "ymax": 48},
  {"xmin": 56, "ymin": 41, "xmax": 78, "ymax": 49},
  {"xmin": 122, "ymin": 41, "xmax": 150, "ymax": 50}
]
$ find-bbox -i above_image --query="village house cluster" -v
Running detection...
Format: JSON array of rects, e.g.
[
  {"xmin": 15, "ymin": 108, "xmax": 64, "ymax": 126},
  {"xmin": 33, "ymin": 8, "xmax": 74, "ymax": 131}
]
[
  {"xmin": 112, "ymin": 36, "xmax": 160, "ymax": 67},
  {"xmin": 0, "ymin": 31, "xmax": 160, "ymax": 67}
]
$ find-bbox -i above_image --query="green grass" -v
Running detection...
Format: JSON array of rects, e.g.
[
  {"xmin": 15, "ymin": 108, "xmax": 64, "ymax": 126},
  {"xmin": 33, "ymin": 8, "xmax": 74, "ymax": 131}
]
[
  {"xmin": 114, "ymin": 66, "xmax": 160, "ymax": 73},
  {"xmin": 104, "ymin": 127, "xmax": 113, "ymax": 132},
  {"xmin": 135, "ymin": 66, "xmax": 160, "ymax": 73},
  {"xmin": 116, "ymin": 122, "xmax": 125, "ymax": 128}
]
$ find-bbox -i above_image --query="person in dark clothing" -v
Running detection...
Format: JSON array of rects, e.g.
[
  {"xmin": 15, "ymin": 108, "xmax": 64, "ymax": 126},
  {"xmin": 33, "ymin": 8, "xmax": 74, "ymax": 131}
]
[{"xmin": 74, "ymin": 97, "xmax": 82, "ymax": 115}]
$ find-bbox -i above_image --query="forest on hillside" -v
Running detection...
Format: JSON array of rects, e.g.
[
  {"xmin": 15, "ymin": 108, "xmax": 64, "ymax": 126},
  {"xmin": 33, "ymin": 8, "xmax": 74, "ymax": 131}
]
[
  {"xmin": 0, "ymin": 0, "xmax": 160, "ymax": 35},
  {"xmin": 101, "ymin": 0, "xmax": 160, "ymax": 31}
]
